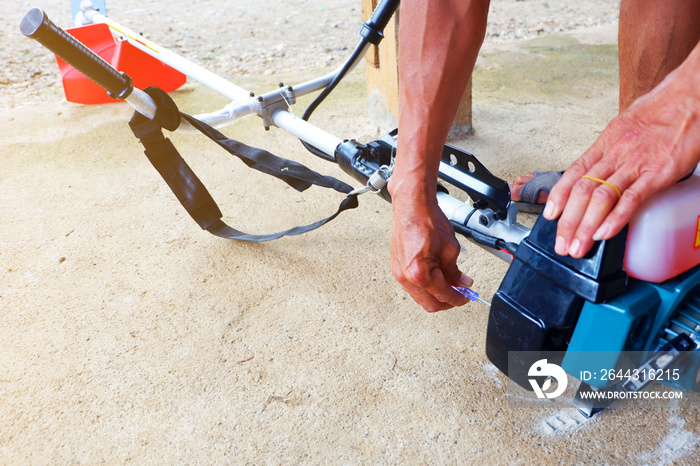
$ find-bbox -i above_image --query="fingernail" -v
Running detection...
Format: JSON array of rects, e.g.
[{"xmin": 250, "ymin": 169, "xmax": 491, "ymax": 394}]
[
  {"xmin": 569, "ymin": 239, "xmax": 581, "ymax": 257},
  {"xmin": 543, "ymin": 201, "xmax": 555, "ymax": 219},
  {"xmin": 593, "ymin": 223, "xmax": 611, "ymax": 241},
  {"xmin": 459, "ymin": 274, "xmax": 474, "ymax": 288},
  {"xmin": 555, "ymin": 235, "xmax": 566, "ymax": 255}
]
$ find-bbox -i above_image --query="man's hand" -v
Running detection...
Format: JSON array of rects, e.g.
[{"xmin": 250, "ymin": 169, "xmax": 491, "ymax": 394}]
[
  {"xmin": 389, "ymin": 183, "xmax": 472, "ymax": 312},
  {"xmin": 543, "ymin": 43, "xmax": 700, "ymax": 258}
]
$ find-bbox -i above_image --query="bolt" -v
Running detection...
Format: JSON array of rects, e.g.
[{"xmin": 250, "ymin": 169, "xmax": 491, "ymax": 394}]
[
  {"xmin": 479, "ymin": 215, "xmax": 489, "ymax": 226},
  {"xmin": 473, "ymin": 199, "xmax": 487, "ymax": 210}
]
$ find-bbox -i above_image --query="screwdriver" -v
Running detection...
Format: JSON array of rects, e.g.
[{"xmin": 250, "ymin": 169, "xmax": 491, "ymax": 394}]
[{"xmin": 452, "ymin": 286, "xmax": 491, "ymax": 306}]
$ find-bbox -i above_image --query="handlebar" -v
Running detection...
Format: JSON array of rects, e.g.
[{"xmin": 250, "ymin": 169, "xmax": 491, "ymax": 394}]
[{"xmin": 20, "ymin": 8, "xmax": 133, "ymax": 100}]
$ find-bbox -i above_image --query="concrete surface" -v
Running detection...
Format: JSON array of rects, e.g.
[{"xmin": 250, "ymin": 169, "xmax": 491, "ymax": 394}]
[{"xmin": 2, "ymin": 19, "xmax": 699, "ymax": 465}]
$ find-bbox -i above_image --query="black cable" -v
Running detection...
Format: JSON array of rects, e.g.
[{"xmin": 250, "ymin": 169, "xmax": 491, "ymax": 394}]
[
  {"xmin": 297, "ymin": 0, "xmax": 400, "ymax": 162},
  {"xmin": 464, "ymin": 207, "xmax": 478, "ymax": 229},
  {"xmin": 496, "ymin": 239, "xmax": 519, "ymax": 255},
  {"xmin": 299, "ymin": 38, "xmax": 369, "ymax": 163}
]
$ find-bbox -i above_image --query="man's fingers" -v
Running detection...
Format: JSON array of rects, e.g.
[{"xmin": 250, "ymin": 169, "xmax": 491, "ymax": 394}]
[
  {"xmin": 390, "ymin": 228, "xmax": 470, "ymax": 311},
  {"xmin": 552, "ymin": 166, "xmax": 619, "ymax": 255},
  {"xmin": 398, "ymin": 267, "xmax": 469, "ymax": 312},
  {"xmin": 400, "ymin": 282, "xmax": 458, "ymax": 313},
  {"xmin": 544, "ymin": 146, "xmax": 604, "ymax": 221},
  {"xmin": 555, "ymin": 168, "xmax": 663, "ymax": 257},
  {"xmin": 592, "ymin": 175, "xmax": 661, "ymax": 241},
  {"xmin": 566, "ymin": 179, "xmax": 624, "ymax": 257}
]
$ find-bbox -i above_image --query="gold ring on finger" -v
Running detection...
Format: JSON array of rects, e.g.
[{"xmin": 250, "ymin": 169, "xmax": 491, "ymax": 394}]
[{"xmin": 581, "ymin": 175, "xmax": 622, "ymax": 199}]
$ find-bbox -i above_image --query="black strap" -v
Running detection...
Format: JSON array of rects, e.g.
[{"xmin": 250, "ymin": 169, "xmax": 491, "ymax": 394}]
[{"xmin": 128, "ymin": 87, "xmax": 359, "ymax": 241}]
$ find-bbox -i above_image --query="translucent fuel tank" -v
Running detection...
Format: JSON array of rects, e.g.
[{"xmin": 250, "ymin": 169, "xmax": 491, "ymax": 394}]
[{"xmin": 624, "ymin": 165, "xmax": 700, "ymax": 283}]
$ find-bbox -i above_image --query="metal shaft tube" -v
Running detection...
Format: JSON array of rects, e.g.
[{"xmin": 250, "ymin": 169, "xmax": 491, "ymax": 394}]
[{"xmin": 272, "ymin": 110, "xmax": 342, "ymax": 157}]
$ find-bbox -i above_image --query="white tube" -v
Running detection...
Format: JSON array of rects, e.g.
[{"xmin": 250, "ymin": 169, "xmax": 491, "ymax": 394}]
[
  {"xmin": 85, "ymin": 11, "xmax": 251, "ymax": 102},
  {"xmin": 80, "ymin": 8, "xmax": 368, "ymax": 141},
  {"xmin": 79, "ymin": 7, "xmax": 373, "ymax": 135},
  {"xmin": 272, "ymin": 110, "xmax": 342, "ymax": 157},
  {"xmin": 85, "ymin": 12, "xmax": 369, "ymax": 104},
  {"xmin": 190, "ymin": 99, "xmax": 259, "ymax": 130},
  {"xmin": 437, "ymin": 191, "xmax": 474, "ymax": 225}
]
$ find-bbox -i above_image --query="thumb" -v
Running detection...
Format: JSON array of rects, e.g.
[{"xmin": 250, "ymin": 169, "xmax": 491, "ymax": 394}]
[{"xmin": 443, "ymin": 265, "xmax": 473, "ymax": 288}]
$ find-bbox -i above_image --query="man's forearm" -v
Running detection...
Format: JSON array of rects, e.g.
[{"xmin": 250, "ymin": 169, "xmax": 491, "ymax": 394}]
[
  {"xmin": 387, "ymin": 1, "xmax": 490, "ymax": 312},
  {"xmin": 392, "ymin": 0, "xmax": 490, "ymax": 200}
]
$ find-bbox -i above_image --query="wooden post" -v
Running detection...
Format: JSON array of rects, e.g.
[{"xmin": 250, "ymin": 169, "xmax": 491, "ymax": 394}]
[{"xmin": 361, "ymin": 0, "xmax": 472, "ymax": 134}]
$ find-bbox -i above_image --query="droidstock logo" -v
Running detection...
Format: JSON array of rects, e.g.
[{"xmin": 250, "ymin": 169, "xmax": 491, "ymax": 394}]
[{"xmin": 528, "ymin": 359, "xmax": 568, "ymax": 399}]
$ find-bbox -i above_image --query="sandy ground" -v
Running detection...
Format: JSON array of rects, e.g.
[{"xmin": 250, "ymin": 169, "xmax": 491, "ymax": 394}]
[{"xmin": 2, "ymin": 1, "xmax": 699, "ymax": 464}]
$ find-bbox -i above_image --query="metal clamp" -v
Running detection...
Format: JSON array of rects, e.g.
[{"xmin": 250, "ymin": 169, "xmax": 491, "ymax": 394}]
[{"xmin": 254, "ymin": 83, "xmax": 297, "ymax": 130}]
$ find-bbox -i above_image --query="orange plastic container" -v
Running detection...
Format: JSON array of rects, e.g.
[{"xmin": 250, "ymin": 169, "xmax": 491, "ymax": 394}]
[{"xmin": 55, "ymin": 23, "xmax": 186, "ymax": 104}]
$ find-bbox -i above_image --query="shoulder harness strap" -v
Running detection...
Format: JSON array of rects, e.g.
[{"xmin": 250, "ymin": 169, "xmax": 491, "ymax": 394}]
[{"xmin": 128, "ymin": 87, "xmax": 359, "ymax": 242}]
